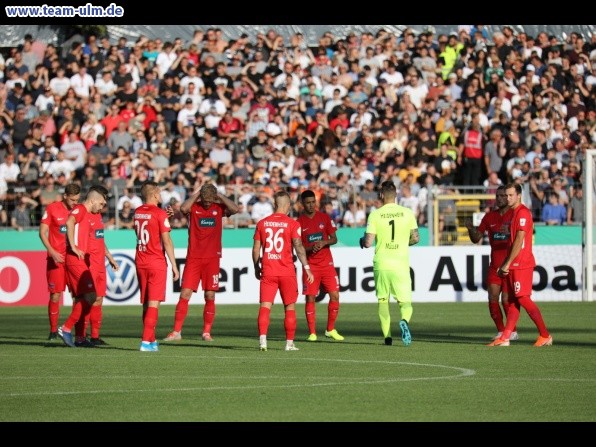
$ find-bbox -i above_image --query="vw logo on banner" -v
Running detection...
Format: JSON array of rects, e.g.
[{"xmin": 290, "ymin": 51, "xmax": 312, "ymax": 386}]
[{"xmin": 106, "ymin": 253, "xmax": 138, "ymax": 302}]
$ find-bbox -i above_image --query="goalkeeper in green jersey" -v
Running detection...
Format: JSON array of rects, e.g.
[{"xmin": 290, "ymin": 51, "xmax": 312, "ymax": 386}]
[{"xmin": 360, "ymin": 181, "xmax": 420, "ymax": 346}]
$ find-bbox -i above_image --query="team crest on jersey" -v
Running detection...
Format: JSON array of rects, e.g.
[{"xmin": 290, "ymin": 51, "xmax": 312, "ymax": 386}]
[
  {"xmin": 319, "ymin": 223, "xmax": 325, "ymax": 229},
  {"xmin": 212, "ymin": 210, "xmax": 218, "ymax": 216},
  {"xmin": 72, "ymin": 208, "xmax": 79, "ymax": 214},
  {"xmin": 520, "ymin": 218, "xmax": 526, "ymax": 226}
]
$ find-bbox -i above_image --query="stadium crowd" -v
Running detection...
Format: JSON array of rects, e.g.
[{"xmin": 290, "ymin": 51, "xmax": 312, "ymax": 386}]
[{"xmin": 0, "ymin": 26, "xmax": 592, "ymax": 232}]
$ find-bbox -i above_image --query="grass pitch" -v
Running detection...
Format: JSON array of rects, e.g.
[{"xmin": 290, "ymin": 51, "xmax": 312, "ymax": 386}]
[{"xmin": 0, "ymin": 302, "xmax": 595, "ymax": 422}]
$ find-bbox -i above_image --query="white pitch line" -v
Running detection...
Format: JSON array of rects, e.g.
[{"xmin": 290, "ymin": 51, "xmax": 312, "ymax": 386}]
[{"xmin": 0, "ymin": 358, "xmax": 474, "ymax": 397}]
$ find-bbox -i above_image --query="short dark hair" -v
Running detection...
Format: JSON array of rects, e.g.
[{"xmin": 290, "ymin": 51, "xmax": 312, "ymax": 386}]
[{"xmin": 300, "ymin": 189, "xmax": 315, "ymax": 202}]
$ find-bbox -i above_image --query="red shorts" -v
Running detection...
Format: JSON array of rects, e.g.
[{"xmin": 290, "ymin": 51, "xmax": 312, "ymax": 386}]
[
  {"xmin": 507, "ymin": 268, "xmax": 533, "ymax": 298},
  {"xmin": 46, "ymin": 258, "xmax": 67, "ymax": 293},
  {"xmin": 91, "ymin": 268, "xmax": 107, "ymax": 297},
  {"xmin": 181, "ymin": 258, "xmax": 220, "ymax": 292},
  {"xmin": 487, "ymin": 266, "xmax": 509, "ymax": 291},
  {"xmin": 66, "ymin": 262, "xmax": 96, "ymax": 297},
  {"xmin": 302, "ymin": 265, "xmax": 339, "ymax": 296},
  {"xmin": 260, "ymin": 275, "xmax": 298, "ymax": 305},
  {"xmin": 137, "ymin": 267, "xmax": 167, "ymax": 304}
]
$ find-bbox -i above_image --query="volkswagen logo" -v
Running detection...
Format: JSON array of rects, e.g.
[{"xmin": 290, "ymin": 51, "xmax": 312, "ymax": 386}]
[{"xmin": 106, "ymin": 253, "xmax": 138, "ymax": 302}]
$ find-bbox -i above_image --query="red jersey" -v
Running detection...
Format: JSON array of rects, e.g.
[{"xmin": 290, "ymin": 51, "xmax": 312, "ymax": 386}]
[
  {"xmin": 134, "ymin": 204, "xmax": 171, "ymax": 269},
  {"xmin": 254, "ymin": 212, "xmax": 301, "ymax": 277},
  {"xmin": 67, "ymin": 204, "xmax": 92, "ymax": 254},
  {"xmin": 88, "ymin": 212, "xmax": 105, "ymax": 269},
  {"xmin": 40, "ymin": 201, "xmax": 70, "ymax": 256},
  {"xmin": 509, "ymin": 204, "xmax": 535, "ymax": 270},
  {"xmin": 297, "ymin": 210, "xmax": 336, "ymax": 269},
  {"xmin": 477, "ymin": 208, "xmax": 513, "ymax": 267},
  {"xmin": 186, "ymin": 202, "xmax": 225, "ymax": 259}
]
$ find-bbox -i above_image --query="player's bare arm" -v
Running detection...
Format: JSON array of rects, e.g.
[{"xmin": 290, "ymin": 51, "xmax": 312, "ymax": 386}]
[
  {"xmin": 292, "ymin": 237, "xmax": 314, "ymax": 283},
  {"xmin": 105, "ymin": 247, "xmax": 119, "ymax": 270},
  {"xmin": 314, "ymin": 232, "xmax": 338, "ymax": 253},
  {"xmin": 498, "ymin": 229, "xmax": 526, "ymax": 276},
  {"xmin": 252, "ymin": 240, "xmax": 262, "ymax": 280},
  {"xmin": 465, "ymin": 218, "xmax": 482, "ymax": 244},
  {"xmin": 66, "ymin": 215, "xmax": 84, "ymax": 259},
  {"xmin": 409, "ymin": 228, "xmax": 420, "ymax": 246},
  {"xmin": 181, "ymin": 186, "xmax": 201, "ymax": 214},
  {"xmin": 162, "ymin": 231, "xmax": 179, "ymax": 281},
  {"xmin": 39, "ymin": 222, "xmax": 64, "ymax": 263},
  {"xmin": 360, "ymin": 232, "xmax": 375, "ymax": 249},
  {"xmin": 216, "ymin": 192, "xmax": 240, "ymax": 216}
]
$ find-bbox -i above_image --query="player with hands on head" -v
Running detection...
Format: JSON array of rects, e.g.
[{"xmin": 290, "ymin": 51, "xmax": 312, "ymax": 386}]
[{"xmin": 164, "ymin": 182, "xmax": 238, "ymax": 343}]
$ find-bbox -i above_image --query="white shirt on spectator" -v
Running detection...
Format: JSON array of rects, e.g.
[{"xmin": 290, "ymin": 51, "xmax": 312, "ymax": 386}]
[
  {"xmin": 70, "ymin": 72, "xmax": 95, "ymax": 98},
  {"xmin": 49, "ymin": 76, "xmax": 71, "ymax": 97}
]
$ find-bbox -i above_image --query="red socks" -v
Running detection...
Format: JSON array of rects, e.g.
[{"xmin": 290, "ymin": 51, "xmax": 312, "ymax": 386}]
[
  {"xmin": 173, "ymin": 298, "xmax": 189, "ymax": 332},
  {"xmin": 305, "ymin": 301, "xmax": 316, "ymax": 334},
  {"xmin": 90, "ymin": 305, "xmax": 102, "ymax": 339},
  {"xmin": 258, "ymin": 307, "xmax": 271, "ymax": 336},
  {"xmin": 142, "ymin": 306, "xmax": 159, "ymax": 342},
  {"xmin": 327, "ymin": 301, "xmax": 339, "ymax": 332},
  {"xmin": 48, "ymin": 300, "xmax": 60, "ymax": 332},
  {"xmin": 488, "ymin": 301, "xmax": 505, "ymax": 332},
  {"xmin": 203, "ymin": 299, "xmax": 215, "ymax": 334},
  {"xmin": 284, "ymin": 309, "xmax": 296, "ymax": 341}
]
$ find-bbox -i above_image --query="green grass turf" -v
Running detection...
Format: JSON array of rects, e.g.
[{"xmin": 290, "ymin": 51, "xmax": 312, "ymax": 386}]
[{"xmin": 0, "ymin": 302, "xmax": 595, "ymax": 422}]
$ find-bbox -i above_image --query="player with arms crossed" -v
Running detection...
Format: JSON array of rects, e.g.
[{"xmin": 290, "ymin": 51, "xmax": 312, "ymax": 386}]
[
  {"xmin": 58, "ymin": 185, "xmax": 108, "ymax": 348},
  {"xmin": 490, "ymin": 183, "xmax": 552, "ymax": 347},
  {"xmin": 135, "ymin": 181, "xmax": 180, "ymax": 352},
  {"xmin": 252, "ymin": 190, "xmax": 314, "ymax": 352},
  {"xmin": 83, "ymin": 184, "xmax": 119, "ymax": 346},
  {"xmin": 360, "ymin": 181, "xmax": 420, "ymax": 346},
  {"xmin": 298, "ymin": 190, "xmax": 343, "ymax": 342},
  {"xmin": 164, "ymin": 183, "xmax": 238, "ymax": 342},
  {"xmin": 466, "ymin": 185, "xmax": 518, "ymax": 342},
  {"xmin": 39, "ymin": 183, "xmax": 81, "ymax": 340}
]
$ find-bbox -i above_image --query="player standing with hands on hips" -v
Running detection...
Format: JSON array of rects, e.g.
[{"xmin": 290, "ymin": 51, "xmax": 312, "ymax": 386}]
[
  {"xmin": 360, "ymin": 181, "xmax": 419, "ymax": 346},
  {"xmin": 489, "ymin": 183, "xmax": 552, "ymax": 347},
  {"xmin": 465, "ymin": 185, "xmax": 518, "ymax": 342},
  {"xmin": 164, "ymin": 183, "xmax": 238, "ymax": 343},
  {"xmin": 298, "ymin": 190, "xmax": 344, "ymax": 342},
  {"xmin": 252, "ymin": 191, "xmax": 314, "ymax": 352},
  {"xmin": 134, "ymin": 181, "xmax": 180, "ymax": 352}
]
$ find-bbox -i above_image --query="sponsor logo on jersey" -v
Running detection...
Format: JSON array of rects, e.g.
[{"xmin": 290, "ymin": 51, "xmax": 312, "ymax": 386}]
[
  {"xmin": 59, "ymin": 225, "xmax": 67, "ymax": 233},
  {"xmin": 95, "ymin": 229, "xmax": 104, "ymax": 239},
  {"xmin": 307, "ymin": 232, "xmax": 323, "ymax": 243},
  {"xmin": 493, "ymin": 232, "xmax": 508, "ymax": 240},
  {"xmin": 199, "ymin": 217, "xmax": 216, "ymax": 227}
]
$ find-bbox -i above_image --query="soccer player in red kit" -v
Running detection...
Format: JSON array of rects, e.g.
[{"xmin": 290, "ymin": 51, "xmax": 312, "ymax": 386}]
[
  {"xmin": 82, "ymin": 184, "xmax": 118, "ymax": 347},
  {"xmin": 298, "ymin": 189, "xmax": 344, "ymax": 342},
  {"xmin": 135, "ymin": 181, "xmax": 180, "ymax": 352},
  {"xmin": 252, "ymin": 190, "xmax": 314, "ymax": 352},
  {"xmin": 58, "ymin": 186, "xmax": 108, "ymax": 348},
  {"xmin": 466, "ymin": 185, "xmax": 518, "ymax": 341},
  {"xmin": 490, "ymin": 183, "xmax": 552, "ymax": 347},
  {"xmin": 164, "ymin": 183, "xmax": 238, "ymax": 342},
  {"xmin": 39, "ymin": 183, "xmax": 81, "ymax": 340}
]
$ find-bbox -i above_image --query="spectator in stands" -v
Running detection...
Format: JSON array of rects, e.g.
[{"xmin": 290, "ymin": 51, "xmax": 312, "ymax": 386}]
[{"xmin": 541, "ymin": 191, "xmax": 567, "ymax": 225}]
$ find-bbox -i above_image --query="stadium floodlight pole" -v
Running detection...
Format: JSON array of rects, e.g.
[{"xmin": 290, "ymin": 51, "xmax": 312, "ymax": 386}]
[{"xmin": 584, "ymin": 149, "xmax": 596, "ymax": 302}]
